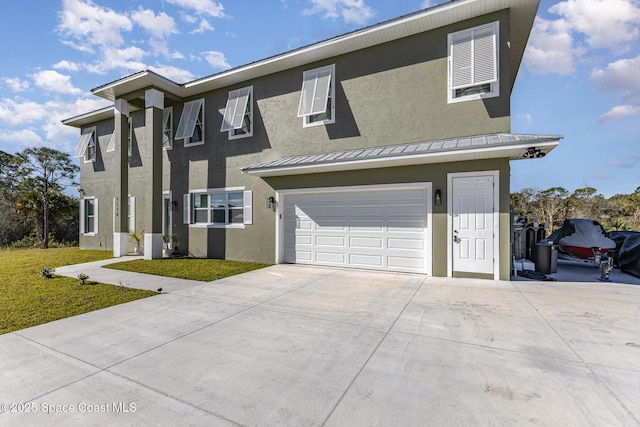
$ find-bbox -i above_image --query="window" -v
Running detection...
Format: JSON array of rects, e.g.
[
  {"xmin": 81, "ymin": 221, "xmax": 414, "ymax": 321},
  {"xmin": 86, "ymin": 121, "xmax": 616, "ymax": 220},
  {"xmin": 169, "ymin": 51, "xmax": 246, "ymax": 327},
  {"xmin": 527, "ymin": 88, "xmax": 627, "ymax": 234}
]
[
  {"xmin": 298, "ymin": 64, "xmax": 335, "ymax": 127},
  {"xmin": 128, "ymin": 117, "xmax": 133, "ymax": 156},
  {"xmin": 80, "ymin": 197, "xmax": 98, "ymax": 236},
  {"xmin": 221, "ymin": 86, "xmax": 253, "ymax": 140},
  {"xmin": 128, "ymin": 196, "xmax": 135, "ymax": 232},
  {"xmin": 73, "ymin": 127, "xmax": 97, "ymax": 163},
  {"xmin": 163, "ymin": 107, "xmax": 173, "ymax": 150},
  {"xmin": 175, "ymin": 99, "xmax": 205, "ymax": 146},
  {"xmin": 187, "ymin": 189, "xmax": 252, "ymax": 227},
  {"xmin": 106, "ymin": 132, "xmax": 116, "ymax": 152},
  {"xmin": 448, "ymin": 21, "xmax": 499, "ymax": 103}
]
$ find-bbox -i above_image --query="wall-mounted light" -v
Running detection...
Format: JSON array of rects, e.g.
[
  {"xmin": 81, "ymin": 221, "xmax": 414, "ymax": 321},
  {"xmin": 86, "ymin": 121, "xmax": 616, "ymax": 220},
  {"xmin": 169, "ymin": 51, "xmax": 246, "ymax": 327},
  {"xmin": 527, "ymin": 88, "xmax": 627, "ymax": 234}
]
[
  {"xmin": 79, "ymin": 188, "xmax": 85, "ymax": 196},
  {"xmin": 266, "ymin": 196, "xmax": 275, "ymax": 210},
  {"xmin": 523, "ymin": 147, "xmax": 545, "ymax": 159},
  {"xmin": 171, "ymin": 200, "xmax": 178, "ymax": 211},
  {"xmin": 435, "ymin": 189, "xmax": 442, "ymax": 205}
]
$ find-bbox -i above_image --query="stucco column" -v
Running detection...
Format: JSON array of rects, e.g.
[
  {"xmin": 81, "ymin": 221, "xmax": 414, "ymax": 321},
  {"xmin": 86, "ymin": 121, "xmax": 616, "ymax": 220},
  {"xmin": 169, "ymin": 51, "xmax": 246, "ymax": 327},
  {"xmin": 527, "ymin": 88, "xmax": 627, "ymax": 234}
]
[
  {"xmin": 113, "ymin": 99, "xmax": 129, "ymax": 257},
  {"xmin": 144, "ymin": 88, "xmax": 164, "ymax": 260}
]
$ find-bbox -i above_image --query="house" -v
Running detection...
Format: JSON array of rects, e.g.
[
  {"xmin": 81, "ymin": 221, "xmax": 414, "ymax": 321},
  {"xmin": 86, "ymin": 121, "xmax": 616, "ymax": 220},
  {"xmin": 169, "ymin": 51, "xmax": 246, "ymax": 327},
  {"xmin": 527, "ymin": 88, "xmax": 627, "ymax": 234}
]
[{"xmin": 63, "ymin": 0, "xmax": 561, "ymax": 280}]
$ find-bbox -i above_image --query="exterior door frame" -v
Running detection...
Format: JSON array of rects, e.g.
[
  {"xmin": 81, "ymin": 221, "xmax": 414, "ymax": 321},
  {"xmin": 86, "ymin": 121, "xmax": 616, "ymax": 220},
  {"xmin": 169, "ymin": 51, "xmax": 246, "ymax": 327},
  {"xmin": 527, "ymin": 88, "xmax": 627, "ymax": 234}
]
[
  {"xmin": 447, "ymin": 171, "xmax": 500, "ymax": 280},
  {"xmin": 275, "ymin": 182, "xmax": 433, "ymax": 275}
]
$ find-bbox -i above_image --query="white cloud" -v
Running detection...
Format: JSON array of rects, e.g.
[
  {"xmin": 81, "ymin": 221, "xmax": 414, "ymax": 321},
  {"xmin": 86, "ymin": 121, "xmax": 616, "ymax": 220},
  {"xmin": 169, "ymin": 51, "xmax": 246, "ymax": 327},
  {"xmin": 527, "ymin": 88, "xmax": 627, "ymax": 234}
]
[
  {"xmin": 599, "ymin": 105, "xmax": 640, "ymax": 122},
  {"xmin": 420, "ymin": 0, "xmax": 432, "ymax": 9},
  {"xmin": 190, "ymin": 19, "xmax": 214, "ymax": 34},
  {"xmin": 592, "ymin": 55, "xmax": 640, "ymax": 122},
  {"xmin": 303, "ymin": 0, "xmax": 376, "ymax": 25},
  {"xmin": 165, "ymin": 0, "xmax": 226, "ymax": 18},
  {"xmin": 524, "ymin": 17, "xmax": 575, "ymax": 75},
  {"xmin": 202, "ymin": 51, "xmax": 231, "ymax": 70},
  {"xmin": 32, "ymin": 70, "xmax": 82, "ymax": 95},
  {"xmin": 2, "ymin": 77, "xmax": 30, "ymax": 92},
  {"xmin": 131, "ymin": 8, "xmax": 177, "ymax": 39},
  {"xmin": 549, "ymin": 0, "xmax": 640, "ymax": 53},
  {"xmin": 608, "ymin": 155, "xmax": 640, "ymax": 167},
  {"xmin": 517, "ymin": 113, "xmax": 534, "ymax": 124},
  {"xmin": 525, "ymin": 0, "xmax": 640, "ymax": 75},
  {"xmin": 591, "ymin": 55, "xmax": 640, "ymax": 102},
  {"xmin": 148, "ymin": 65, "xmax": 195, "ymax": 83},
  {"xmin": 53, "ymin": 60, "xmax": 81, "ymax": 72},
  {"xmin": 0, "ymin": 99, "xmax": 48, "ymax": 126},
  {"xmin": 0, "ymin": 129, "xmax": 43, "ymax": 147},
  {"xmin": 57, "ymin": 0, "xmax": 133, "ymax": 50}
]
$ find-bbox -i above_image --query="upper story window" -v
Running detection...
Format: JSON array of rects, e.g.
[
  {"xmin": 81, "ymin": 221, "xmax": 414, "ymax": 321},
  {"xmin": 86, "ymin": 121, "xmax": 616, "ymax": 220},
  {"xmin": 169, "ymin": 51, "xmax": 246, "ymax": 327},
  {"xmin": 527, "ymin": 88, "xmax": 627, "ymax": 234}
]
[
  {"xmin": 106, "ymin": 132, "xmax": 116, "ymax": 153},
  {"xmin": 163, "ymin": 107, "xmax": 173, "ymax": 150},
  {"xmin": 448, "ymin": 22, "xmax": 499, "ymax": 103},
  {"xmin": 297, "ymin": 64, "xmax": 335, "ymax": 127},
  {"xmin": 175, "ymin": 99, "xmax": 205, "ymax": 147},
  {"xmin": 128, "ymin": 117, "xmax": 133, "ymax": 156},
  {"xmin": 221, "ymin": 86, "xmax": 253, "ymax": 140},
  {"xmin": 73, "ymin": 127, "xmax": 97, "ymax": 163}
]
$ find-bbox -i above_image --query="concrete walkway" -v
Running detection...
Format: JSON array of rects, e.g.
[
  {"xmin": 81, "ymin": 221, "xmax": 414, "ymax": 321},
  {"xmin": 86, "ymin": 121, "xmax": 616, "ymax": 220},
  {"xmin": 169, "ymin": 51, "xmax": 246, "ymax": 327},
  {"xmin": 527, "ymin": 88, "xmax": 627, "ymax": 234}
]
[{"xmin": 1, "ymin": 263, "xmax": 639, "ymax": 426}]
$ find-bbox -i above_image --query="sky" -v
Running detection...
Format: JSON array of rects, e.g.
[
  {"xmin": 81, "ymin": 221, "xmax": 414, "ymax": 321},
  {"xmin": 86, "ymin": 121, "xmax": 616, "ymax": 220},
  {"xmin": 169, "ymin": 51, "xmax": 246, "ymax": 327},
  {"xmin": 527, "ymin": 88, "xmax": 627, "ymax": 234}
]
[{"xmin": 0, "ymin": 0, "xmax": 638, "ymax": 198}]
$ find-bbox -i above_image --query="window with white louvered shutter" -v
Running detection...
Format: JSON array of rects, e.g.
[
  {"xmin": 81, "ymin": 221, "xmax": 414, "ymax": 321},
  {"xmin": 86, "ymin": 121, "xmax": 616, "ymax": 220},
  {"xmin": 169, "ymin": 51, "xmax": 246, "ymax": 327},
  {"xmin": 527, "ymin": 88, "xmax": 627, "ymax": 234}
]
[{"xmin": 448, "ymin": 22, "xmax": 499, "ymax": 103}]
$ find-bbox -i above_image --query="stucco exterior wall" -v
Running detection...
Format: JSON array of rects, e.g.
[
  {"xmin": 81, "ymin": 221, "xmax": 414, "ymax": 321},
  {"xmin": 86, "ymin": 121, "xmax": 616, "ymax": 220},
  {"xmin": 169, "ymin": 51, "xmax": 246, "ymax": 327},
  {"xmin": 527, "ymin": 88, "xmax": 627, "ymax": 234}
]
[{"xmin": 77, "ymin": 11, "xmax": 514, "ymax": 279}]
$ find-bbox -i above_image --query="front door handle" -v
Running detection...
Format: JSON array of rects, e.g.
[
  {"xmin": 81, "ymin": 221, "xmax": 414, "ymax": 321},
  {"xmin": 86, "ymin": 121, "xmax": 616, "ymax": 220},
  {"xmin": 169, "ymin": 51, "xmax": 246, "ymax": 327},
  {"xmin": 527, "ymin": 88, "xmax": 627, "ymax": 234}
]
[{"xmin": 453, "ymin": 230, "xmax": 461, "ymax": 243}]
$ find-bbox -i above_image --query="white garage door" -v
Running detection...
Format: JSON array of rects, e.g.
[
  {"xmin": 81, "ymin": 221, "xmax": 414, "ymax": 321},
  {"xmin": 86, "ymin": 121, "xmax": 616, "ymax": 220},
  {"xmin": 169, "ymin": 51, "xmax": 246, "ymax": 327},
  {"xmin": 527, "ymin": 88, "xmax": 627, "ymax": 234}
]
[{"xmin": 283, "ymin": 186, "xmax": 430, "ymax": 274}]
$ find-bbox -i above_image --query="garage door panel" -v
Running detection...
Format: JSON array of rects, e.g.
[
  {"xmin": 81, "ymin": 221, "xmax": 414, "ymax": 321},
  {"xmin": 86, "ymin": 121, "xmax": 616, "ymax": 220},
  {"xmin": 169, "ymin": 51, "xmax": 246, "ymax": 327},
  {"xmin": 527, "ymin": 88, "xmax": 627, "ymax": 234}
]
[
  {"xmin": 316, "ymin": 235, "xmax": 346, "ymax": 247},
  {"xmin": 388, "ymin": 256, "xmax": 425, "ymax": 269},
  {"xmin": 388, "ymin": 237, "xmax": 424, "ymax": 250},
  {"xmin": 283, "ymin": 187, "xmax": 430, "ymax": 274},
  {"xmin": 349, "ymin": 254, "xmax": 384, "ymax": 268},
  {"xmin": 349, "ymin": 236, "xmax": 384, "ymax": 249},
  {"xmin": 316, "ymin": 252, "xmax": 346, "ymax": 264}
]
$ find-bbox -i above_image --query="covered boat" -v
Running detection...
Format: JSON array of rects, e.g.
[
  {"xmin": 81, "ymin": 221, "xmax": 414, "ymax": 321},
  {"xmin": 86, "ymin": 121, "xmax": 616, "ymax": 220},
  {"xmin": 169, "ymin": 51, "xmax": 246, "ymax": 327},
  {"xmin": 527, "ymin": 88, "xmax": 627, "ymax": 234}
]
[{"xmin": 548, "ymin": 219, "xmax": 616, "ymax": 259}]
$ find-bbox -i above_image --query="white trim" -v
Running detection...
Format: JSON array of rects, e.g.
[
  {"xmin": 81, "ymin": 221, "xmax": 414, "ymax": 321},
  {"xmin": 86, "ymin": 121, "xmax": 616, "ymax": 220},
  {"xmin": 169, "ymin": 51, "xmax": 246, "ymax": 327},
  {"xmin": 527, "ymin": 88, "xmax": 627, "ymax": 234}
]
[
  {"xmin": 128, "ymin": 195, "xmax": 135, "ymax": 233},
  {"xmin": 447, "ymin": 170, "xmax": 500, "ymax": 280},
  {"xmin": 301, "ymin": 64, "xmax": 335, "ymax": 128},
  {"xmin": 163, "ymin": 107, "xmax": 173, "ymax": 150},
  {"xmin": 447, "ymin": 21, "xmax": 499, "ymax": 104},
  {"xmin": 106, "ymin": 132, "xmax": 116, "ymax": 152},
  {"xmin": 82, "ymin": 197, "xmax": 98, "ymax": 236},
  {"xmin": 243, "ymin": 190, "xmax": 253, "ymax": 225},
  {"xmin": 221, "ymin": 86, "xmax": 252, "ymax": 135},
  {"xmin": 190, "ymin": 186, "xmax": 246, "ymax": 193},
  {"xmin": 175, "ymin": 98, "xmax": 205, "ymax": 146},
  {"xmin": 276, "ymin": 183, "xmax": 432, "ymax": 275}
]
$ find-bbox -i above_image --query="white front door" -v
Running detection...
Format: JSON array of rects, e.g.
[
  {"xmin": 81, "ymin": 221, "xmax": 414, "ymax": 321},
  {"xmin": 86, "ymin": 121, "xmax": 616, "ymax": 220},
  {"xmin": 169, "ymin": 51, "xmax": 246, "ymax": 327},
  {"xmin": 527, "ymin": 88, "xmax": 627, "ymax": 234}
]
[{"xmin": 450, "ymin": 173, "xmax": 496, "ymax": 275}]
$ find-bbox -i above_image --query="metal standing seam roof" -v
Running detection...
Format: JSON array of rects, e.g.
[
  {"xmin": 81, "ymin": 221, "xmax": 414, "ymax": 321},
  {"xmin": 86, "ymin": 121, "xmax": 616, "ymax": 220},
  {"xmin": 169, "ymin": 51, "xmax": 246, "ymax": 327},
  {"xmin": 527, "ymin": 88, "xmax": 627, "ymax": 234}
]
[{"xmin": 241, "ymin": 133, "xmax": 562, "ymax": 176}]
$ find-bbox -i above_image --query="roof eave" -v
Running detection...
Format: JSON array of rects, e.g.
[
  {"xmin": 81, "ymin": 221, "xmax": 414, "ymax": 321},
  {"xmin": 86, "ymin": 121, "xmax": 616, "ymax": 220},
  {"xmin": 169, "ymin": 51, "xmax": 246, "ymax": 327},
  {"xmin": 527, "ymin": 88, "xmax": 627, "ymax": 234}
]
[
  {"xmin": 89, "ymin": 0, "xmax": 539, "ymax": 100},
  {"xmin": 62, "ymin": 106, "xmax": 115, "ymax": 128},
  {"xmin": 242, "ymin": 138, "xmax": 560, "ymax": 177}
]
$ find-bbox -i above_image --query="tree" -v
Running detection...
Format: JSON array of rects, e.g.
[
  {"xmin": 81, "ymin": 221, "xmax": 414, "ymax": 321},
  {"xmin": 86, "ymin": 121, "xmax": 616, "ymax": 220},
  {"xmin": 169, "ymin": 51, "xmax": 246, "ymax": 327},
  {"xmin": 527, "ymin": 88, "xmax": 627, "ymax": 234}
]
[
  {"xmin": 14, "ymin": 147, "xmax": 79, "ymax": 248},
  {"xmin": 534, "ymin": 187, "xmax": 569, "ymax": 231}
]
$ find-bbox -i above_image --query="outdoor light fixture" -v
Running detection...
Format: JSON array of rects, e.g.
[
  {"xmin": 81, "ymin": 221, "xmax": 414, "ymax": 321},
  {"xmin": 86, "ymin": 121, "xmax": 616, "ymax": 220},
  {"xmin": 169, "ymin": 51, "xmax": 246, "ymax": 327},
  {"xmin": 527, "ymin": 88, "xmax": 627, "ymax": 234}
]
[
  {"xmin": 172, "ymin": 200, "xmax": 178, "ymax": 211},
  {"xmin": 523, "ymin": 147, "xmax": 545, "ymax": 158},
  {"xmin": 435, "ymin": 189, "xmax": 442, "ymax": 205},
  {"xmin": 266, "ymin": 196, "xmax": 275, "ymax": 209},
  {"xmin": 79, "ymin": 188, "xmax": 85, "ymax": 196}
]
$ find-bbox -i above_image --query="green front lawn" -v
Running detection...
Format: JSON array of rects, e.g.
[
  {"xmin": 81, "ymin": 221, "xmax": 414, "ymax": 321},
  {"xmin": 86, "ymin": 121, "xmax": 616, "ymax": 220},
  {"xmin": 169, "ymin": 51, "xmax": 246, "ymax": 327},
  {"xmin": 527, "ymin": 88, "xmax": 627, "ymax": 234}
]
[
  {"xmin": 0, "ymin": 248, "xmax": 156, "ymax": 335},
  {"xmin": 105, "ymin": 258, "xmax": 270, "ymax": 282}
]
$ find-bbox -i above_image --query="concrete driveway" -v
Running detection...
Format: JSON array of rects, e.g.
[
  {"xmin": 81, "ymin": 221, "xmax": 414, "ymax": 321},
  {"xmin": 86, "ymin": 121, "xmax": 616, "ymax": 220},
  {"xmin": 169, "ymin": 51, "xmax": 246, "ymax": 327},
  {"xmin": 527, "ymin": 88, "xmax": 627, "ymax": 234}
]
[{"xmin": 1, "ymin": 264, "xmax": 639, "ymax": 426}]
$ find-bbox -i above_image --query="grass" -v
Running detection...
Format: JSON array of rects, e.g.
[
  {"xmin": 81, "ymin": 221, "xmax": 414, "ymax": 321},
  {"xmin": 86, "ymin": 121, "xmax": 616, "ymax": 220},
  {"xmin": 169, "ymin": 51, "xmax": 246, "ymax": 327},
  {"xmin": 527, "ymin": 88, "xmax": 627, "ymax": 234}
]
[
  {"xmin": 105, "ymin": 258, "xmax": 271, "ymax": 282},
  {"xmin": 0, "ymin": 247, "xmax": 156, "ymax": 335}
]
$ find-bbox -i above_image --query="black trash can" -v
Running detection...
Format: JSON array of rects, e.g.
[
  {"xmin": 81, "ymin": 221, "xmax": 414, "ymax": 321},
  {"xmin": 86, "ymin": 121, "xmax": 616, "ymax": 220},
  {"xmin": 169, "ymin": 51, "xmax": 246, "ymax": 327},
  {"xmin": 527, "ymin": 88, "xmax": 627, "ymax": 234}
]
[{"xmin": 535, "ymin": 240, "xmax": 557, "ymax": 274}]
